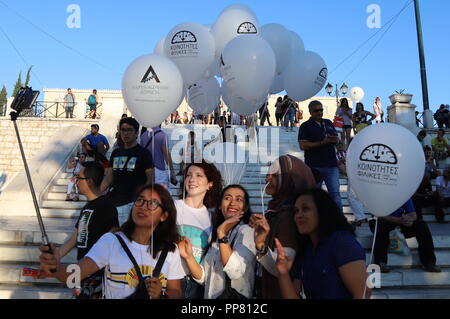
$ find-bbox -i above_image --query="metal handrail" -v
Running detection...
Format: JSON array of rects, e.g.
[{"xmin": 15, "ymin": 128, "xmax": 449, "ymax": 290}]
[{"xmin": 18, "ymin": 101, "xmax": 80, "ymax": 118}]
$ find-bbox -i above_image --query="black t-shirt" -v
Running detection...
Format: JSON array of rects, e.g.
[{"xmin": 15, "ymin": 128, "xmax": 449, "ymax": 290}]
[
  {"xmin": 298, "ymin": 118, "xmax": 338, "ymax": 168},
  {"xmin": 75, "ymin": 195, "xmax": 119, "ymax": 260},
  {"xmin": 108, "ymin": 144, "xmax": 154, "ymax": 206}
]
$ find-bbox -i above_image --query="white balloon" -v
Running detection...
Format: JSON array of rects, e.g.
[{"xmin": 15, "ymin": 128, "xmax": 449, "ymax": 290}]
[
  {"xmin": 221, "ymin": 35, "xmax": 275, "ymax": 101},
  {"xmin": 188, "ymin": 77, "xmax": 220, "ymax": 115},
  {"xmin": 204, "ymin": 59, "xmax": 220, "ymax": 79},
  {"xmin": 222, "ymin": 82, "xmax": 266, "ymax": 116},
  {"xmin": 283, "ymin": 51, "xmax": 327, "ymax": 101},
  {"xmin": 260, "ymin": 23, "xmax": 292, "ymax": 74},
  {"xmin": 153, "ymin": 37, "xmax": 166, "ymax": 56},
  {"xmin": 349, "ymin": 87, "xmax": 365, "ymax": 102},
  {"xmin": 289, "ymin": 31, "xmax": 305, "ymax": 55},
  {"xmin": 346, "ymin": 123, "xmax": 425, "ymax": 217},
  {"xmin": 270, "ymin": 73, "xmax": 284, "ymax": 94},
  {"xmin": 165, "ymin": 22, "xmax": 215, "ymax": 85},
  {"xmin": 211, "ymin": 5, "xmax": 259, "ymax": 59},
  {"xmin": 122, "ymin": 54, "xmax": 183, "ymax": 128}
]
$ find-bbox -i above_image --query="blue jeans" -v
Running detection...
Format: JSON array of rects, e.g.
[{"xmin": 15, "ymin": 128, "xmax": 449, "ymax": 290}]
[
  {"xmin": 284, "ymin": 108, "xmax": 295, "ymax": 128},
  {"xmin": 312, "ymin": 167, "xmax": 343, "ymax": 213}
]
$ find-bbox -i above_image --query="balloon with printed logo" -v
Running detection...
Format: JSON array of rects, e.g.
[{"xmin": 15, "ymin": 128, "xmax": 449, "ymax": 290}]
[
  {"xmin": 211, "ymin": 4, "xmax": 259, "ymax": 60},
  {"xmin": 221, "ymin": 35, "xmax": 275, "ymax": 102},
  {"xmin": 188, "ymin": 77, "xmax": 221, "ymax": 115},
  {"xmin": 153, "ymin": 37, "xmax": 166, "ymax": 56},
  {"xmin": 222, "ymin": 82, "xmax": 266, "ymax": 116},
  {"xmin": 346, "ymin": 123, "xmax": 425, "ymax": 217},
  {"xmin": 164, "ymin": 22, "xmax": 215, "ymax": 85},
  {"xmin": 283, "ymin": 51, "xmax": 327, "ymax": 101},
  {"xmin": 260, "ymin": 23, "xmax": 292, "ymax": 74},
  {"xmin": 122, "ymin": 54, "xmax": 183, "ymax": 128},
  {"xmin": 349, "ymin": 87, "xmax": 365, "ymax": 102}
]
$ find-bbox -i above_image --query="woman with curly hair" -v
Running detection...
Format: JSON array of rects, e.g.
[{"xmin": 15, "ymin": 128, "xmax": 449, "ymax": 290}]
[{"xmin": 176, "ymin": 160, "xmax": 223, "ymax": 299}]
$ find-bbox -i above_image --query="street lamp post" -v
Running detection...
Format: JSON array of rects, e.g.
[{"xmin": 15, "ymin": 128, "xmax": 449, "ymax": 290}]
[{"xmin": 325, "ymin": 82, "xmax": 348, "ymax": 108}]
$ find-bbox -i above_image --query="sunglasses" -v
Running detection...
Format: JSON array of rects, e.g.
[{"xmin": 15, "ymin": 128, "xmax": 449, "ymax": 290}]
[
  {"xmin": 312, "ymin": 109, "xmax": 324, "ymax": 113},
  {"xmin": 134, "ymin": 198, "xmax": 165, "ymax": 211}
]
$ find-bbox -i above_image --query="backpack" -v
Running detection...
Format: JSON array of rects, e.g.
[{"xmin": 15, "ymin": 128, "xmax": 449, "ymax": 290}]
[{"xmin": 88, "ymin": 94, "xmax": 97, "ymax": 105}]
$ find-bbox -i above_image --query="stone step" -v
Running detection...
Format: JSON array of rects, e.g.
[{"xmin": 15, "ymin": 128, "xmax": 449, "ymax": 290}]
[
  {"xmin": 0, "ymin": 284, "xmax": 72, "ymax": 299},
  {"xmin": 376, "ymin": 268, "xmax": 450, "ymax": 289},
  {"xmin": 364, "ymin": 250, "xmax": 450, "ymax": 268},
  {"xmin": 0, "ymin": 245, "xmax": 77, "ymax": 264},
  {"xmin": 371, "ymin": 288, "xmax": 450, "ymax": 299},
  {"xmin": 0, "ymin": 263, "xmax": 62, "ymax": 285}
]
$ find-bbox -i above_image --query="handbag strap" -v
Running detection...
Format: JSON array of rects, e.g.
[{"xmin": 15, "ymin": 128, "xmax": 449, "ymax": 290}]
[
  {"xmin": 152, "ymin": 243, "xmax": 169, "ymax": 278},
  {"xmin": 115, "ymin": 234, "xmax": 146, "ymax": 284}
]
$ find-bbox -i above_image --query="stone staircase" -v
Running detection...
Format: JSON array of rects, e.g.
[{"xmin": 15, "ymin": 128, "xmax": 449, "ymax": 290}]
[{"xmin": 0, "ymin": 125, "xmax": 449, "ymax": 299}]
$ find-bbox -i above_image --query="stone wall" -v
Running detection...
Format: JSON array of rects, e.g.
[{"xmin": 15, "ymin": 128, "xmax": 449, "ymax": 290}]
[{"xmin": 0, "ymin": 118, "xmax": 93, "ymax": 189}]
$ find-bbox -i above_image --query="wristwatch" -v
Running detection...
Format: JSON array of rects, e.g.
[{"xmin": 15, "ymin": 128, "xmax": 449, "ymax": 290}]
[{"xmin": 218, "ymin": 236, "xmax": 229, "ymax": 244}]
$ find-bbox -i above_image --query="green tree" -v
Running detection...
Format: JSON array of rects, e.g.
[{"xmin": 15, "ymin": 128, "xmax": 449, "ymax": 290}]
[
  {"xmin": 12, "ymin": 71, "xmax": 23, "ymax": 97},
  {"xmin": 0, "ymin": 85, "xmax": 7, "ymax": 115},
  {"xmin": 24, "ymin": 66, "xmax": 33, "ymax": 87}
]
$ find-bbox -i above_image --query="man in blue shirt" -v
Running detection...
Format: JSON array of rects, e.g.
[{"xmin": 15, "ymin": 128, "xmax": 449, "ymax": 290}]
[
  {"xmin": 298, "ymin": 100, "xmax": 343, "ymax": 212},
  {"xmin": 81, "ymin": 124, "xmax": 109, "ymax": 160},
  {"xmin": 369, "ymin": 198, "xmax": 440, "ymax": 273}
]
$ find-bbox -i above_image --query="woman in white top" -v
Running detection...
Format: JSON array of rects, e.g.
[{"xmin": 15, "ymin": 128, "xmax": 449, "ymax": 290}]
[
  {"xmin": 373, "ymin": 97, "xmax": 383, "ymax": 123},
  {"xmin": 176, "ymin": 161, "xmax": 223, "ymax": 298},
  {"xmin": 335, "ymin": 98, "xmax": 353, "ymax": 149},
  {"xmin": 39, "ymin": 184, "xmax": 184, "ymax": 299},
  {"xmin": 66, "ymin": 152, "xmax": 86, "ymax": 201},
  {"xmin": 178, "ymin": 185, "xmax": 256, "ymax": 299}
]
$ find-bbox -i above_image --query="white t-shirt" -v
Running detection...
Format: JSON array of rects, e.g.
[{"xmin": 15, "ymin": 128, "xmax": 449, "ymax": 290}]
[
  {"xmin": 85, "ymin": 232, "xmax": 184, "ymax": 299},
  {"xmin": 436, "ymin": 176, "xmax": 450, "ymax": 198},
  {"xmin": 175, "ymin": 199, "xmax": 212, "ymax": 274},
  {"xmin": 194, "ymin": 224, "xmax": 256, "ymax": 299}
]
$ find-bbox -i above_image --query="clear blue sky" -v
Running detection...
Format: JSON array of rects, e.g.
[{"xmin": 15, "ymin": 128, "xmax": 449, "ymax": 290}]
[{"xmin": 0, "ymin": 0, "xmax": 448, "ymax": 112}]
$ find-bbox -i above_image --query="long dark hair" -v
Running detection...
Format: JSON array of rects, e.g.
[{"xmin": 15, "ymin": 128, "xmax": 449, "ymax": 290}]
[
  {"xmin": 182, "ymin": 161, "xmax": 223, "ymax": 208},
  {"xmin": 296, "ymin": 189, "xmax": 354, "ymax": 255},
  {"xmin": 340, "ymin": 98, "xmax": 350, "ymax": 109},
  {"xmin": 210, "ymin": 185, "xmax": 252, "ymax": 244},
  {"xmin": 120, "ymin": 184, "xmax": 181, "ymax": 258}
]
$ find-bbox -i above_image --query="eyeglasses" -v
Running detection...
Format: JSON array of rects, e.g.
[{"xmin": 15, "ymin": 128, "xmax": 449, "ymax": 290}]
[
  {"xmin": 134, "ymin": 198, "xmax": 164, "ymax": 211},
  {"xmin": 312, "ymin": 109, "xmax": 324, "ymax": 113},
  {"xmin": 75, "ymin": 175, "xmax": 89, "ymax": 181},
  {"xmin": 121, "ymin": 128, "xmax": 135, "ymax": 133}
]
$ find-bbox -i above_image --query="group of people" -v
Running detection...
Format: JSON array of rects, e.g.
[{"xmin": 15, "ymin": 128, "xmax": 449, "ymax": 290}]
[
  {"xmin": 41, "ymin": 112, "xmax": 374, "ymax": 300},
  {"xmin": 333, "ymin": 97, "xmax": 384, "ymax": 150},
  {"xmin": 42, "ymin": 98, "xmax": 443, "ymax": 300},
  {"xmin": 62, "ymin": 88, "xmax": 100, "ymax": 119}
]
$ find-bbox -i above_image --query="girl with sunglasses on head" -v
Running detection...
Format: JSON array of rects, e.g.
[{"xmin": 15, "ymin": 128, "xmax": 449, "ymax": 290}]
[
  {"xmin": 176, "ymin": 161, "xmax": 223, "ymax": 299},
  {"xmin": 39, "ymin": 184, "xmax": 184, "ymax": 299},
  {"xmin": 178, "ymin": 185, "xmax": 256, "ymax": 299},
  {"xmin": 66, "ymin": 152, "xmax": 86, "ymax": 201}
]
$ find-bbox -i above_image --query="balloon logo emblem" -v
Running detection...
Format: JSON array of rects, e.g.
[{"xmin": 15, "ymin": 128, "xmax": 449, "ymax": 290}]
[
  {"xmin": 141, "ymin": 65, "xmax": 160, "ymax": 84},
  {"xmin": 360, "ymin": 144, "xmax": 398, "ymax": 165},
  {"xmin": 237, "ymin": 22, "xmax": 257, "ymax": 34},
  {"xmin": 319, "ymin": 67, "xmax": 328, "ymax": 79},
  {"xmin": 171, "ymin": 30, "xmax": 197, "ymax": 44}
]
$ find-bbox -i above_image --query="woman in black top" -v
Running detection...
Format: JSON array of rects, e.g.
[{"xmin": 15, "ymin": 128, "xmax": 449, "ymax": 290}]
[{"xmin": 352, "ymin": 103, "xmax": 376, "ymax": 135}]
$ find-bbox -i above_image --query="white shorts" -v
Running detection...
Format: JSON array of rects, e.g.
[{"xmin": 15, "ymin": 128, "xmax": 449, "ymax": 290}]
[{"xmin": 155, "ymin": 167, "xmax": 169, "ymax": 187}]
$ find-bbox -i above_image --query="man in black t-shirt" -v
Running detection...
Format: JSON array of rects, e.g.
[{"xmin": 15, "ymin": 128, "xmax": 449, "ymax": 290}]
[
  {"xmin": 58, "ymin": 161, "xmax": 119, "ymax": 298},
  {"xmin": 101, "ymin": 117, "xmax": 154, "ymax": 225},
  {"xmin": 298, "ymin": 100, "xmax": 343, "ymax": 212}
]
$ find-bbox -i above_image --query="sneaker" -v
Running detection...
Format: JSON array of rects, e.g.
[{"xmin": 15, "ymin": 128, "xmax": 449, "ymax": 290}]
[
  {"xmin": 379, "ymin": 263, "xmax": 390, "ymax": 273},
  {"xmin": 72, "ymin": 195, "xmax": 79, "ymax": 202},
  {"xmin": 65, "ymin": 195, "xmax": 72, "ymax": 202},
  {"xmin": 424, "ymin": 264, "xmax": 442, "ymax": 273}
]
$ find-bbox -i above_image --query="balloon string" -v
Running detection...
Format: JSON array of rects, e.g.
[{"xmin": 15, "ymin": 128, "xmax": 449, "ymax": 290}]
[{"xmin": 363, "ymin": 216, "xmax": 378, "ymax": 299}]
